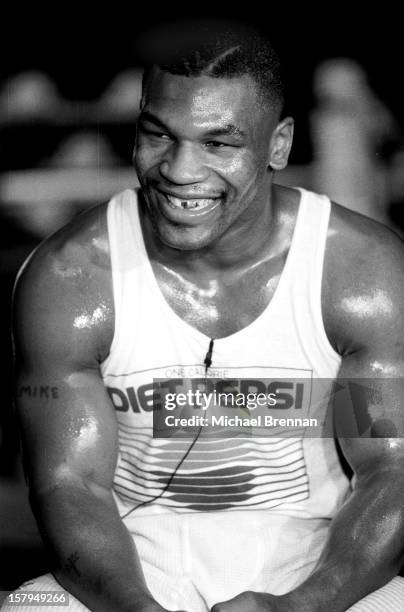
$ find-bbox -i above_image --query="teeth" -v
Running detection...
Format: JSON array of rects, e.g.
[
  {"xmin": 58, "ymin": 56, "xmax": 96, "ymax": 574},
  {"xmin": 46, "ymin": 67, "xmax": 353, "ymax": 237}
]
[{"xmin": 165, "ymin": 194, "xmax": 216, "ymax": 210}]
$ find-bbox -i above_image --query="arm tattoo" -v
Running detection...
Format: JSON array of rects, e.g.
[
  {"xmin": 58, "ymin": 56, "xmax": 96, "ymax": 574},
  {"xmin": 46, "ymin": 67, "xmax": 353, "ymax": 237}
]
[
  {"xmin": 64, "ymin": 552, "xmax": 81, "ymax": 576},
  {"xmin": 17, "ymin": 385, "xmax": 59, "ymax": 399}
]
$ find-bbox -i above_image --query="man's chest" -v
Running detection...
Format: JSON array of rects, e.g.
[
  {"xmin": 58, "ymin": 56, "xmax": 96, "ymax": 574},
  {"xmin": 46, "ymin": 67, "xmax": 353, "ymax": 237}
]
[{"xmin": 150, "ymin": 255, "xmax": 286, "ymax": 338}]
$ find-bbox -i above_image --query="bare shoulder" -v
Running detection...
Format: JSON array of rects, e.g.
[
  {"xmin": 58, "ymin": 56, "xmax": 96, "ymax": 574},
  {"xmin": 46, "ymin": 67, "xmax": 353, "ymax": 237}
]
[
  {"xmin": 13, "ymin": 202, "xmax": 113, "ymax": 366},
  {"xmin": 322, "ymin": 202, "xmax": 404, "ymax": 356}
]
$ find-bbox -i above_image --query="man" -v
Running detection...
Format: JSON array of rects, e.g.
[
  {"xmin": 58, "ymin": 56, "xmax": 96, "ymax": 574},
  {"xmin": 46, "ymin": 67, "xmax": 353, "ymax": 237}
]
[{"xmin": 6, "ymin": 20, "xmax": 404, "ymax": 612}]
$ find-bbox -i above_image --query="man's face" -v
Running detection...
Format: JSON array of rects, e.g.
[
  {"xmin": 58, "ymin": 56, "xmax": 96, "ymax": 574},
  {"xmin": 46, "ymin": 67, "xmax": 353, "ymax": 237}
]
[{"xmin": 134, "ymin": 68, "xmax": 287, "ymax": 251}]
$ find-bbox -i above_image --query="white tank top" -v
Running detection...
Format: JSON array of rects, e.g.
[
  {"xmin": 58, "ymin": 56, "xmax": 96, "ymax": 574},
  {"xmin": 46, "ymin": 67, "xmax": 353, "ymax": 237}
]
[{"xmin": 101, "ymin": 187, "xmax": 351, "ymax": 522}]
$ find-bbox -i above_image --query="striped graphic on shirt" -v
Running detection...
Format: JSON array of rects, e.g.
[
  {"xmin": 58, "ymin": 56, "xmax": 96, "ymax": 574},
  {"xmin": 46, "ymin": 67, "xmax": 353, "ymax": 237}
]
[{"xmin": 113, "ymin": 424, "xmax": 309, "ymax": 512}]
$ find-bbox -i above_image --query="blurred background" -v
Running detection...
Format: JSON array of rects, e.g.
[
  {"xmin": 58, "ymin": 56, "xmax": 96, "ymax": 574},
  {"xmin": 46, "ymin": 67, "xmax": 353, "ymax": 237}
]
[{"xmin": 1, "ymin": 6, "xmax": 404, "ymax": 595}]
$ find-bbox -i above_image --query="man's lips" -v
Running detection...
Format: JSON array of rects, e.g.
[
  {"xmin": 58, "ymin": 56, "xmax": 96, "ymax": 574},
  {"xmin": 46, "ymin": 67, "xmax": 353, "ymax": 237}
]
[
  {"xmin": 165, "ymin": 194, "xmax": 219, "ymax": 210},
  {"xmin": 152, "ymin": 188, "xmax": 223, "ymax": 222},
  {"xmin": 155, "ymin": 188, "xmax": 222, "ymax": 211}
]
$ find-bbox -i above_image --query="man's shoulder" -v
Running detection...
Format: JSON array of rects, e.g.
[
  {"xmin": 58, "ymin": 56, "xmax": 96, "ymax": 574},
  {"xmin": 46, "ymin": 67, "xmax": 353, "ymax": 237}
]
[
  {"xmin": 323, "ymin": 201, "xmax": 404, "ymax": 354},
  {"xmin": 327, "ymin": 201, "xmax": 403, "ymax": 280},
  {"xmin": 23, "ymin": 187, "xmax": 138, "ymax": 279},
  {"xmin": 18, "ymin": 202, "xmax": 110, "ymax": 289},
  {"xmin": 13, "ymin": 202, "xmax": 114, "ymax": 363}
]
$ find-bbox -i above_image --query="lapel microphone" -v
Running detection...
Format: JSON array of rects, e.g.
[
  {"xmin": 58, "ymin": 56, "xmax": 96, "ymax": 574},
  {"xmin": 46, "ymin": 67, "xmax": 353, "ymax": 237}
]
[{"xmin": 204, "ymin": 338, "xmax": 215, "ymax": 373}]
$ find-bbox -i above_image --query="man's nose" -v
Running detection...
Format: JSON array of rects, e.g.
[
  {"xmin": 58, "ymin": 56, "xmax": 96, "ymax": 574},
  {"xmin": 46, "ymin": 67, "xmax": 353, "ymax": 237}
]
[{"xmin": 159, "ymin": 143, "xmax": 209, "ymax": 184}]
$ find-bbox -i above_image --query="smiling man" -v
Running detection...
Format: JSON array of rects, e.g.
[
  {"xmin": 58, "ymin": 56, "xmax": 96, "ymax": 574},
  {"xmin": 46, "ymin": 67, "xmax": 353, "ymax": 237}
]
[{"xmin": 7, "ymin": 19, "xmax": 404, "ymax": 612}]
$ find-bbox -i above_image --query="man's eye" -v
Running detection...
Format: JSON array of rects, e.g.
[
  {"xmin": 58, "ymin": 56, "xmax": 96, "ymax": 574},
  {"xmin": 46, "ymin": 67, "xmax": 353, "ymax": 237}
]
[
  {"xmin": 141, "ymin": 127, "xmax": 171, "ymax": 140},
  {"xmin": 152, "ymin": 133, "xmax": 170, "ymax": 140},
  {"xmin": 205, "ymin": 141, "xmax": 228, "ymax": 148}
]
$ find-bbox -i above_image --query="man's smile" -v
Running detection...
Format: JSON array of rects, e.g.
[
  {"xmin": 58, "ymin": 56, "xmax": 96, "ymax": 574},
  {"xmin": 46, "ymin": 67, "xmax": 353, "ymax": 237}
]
[
  {"xmin": 165, "ymin": 194, "xmax": 218, "ymax": 210},
  {"xmin": 152, "ymin": 188, "xmax": 223, "ymax": 223},
  {"xmin": 145, "ymin": 186, "xmax": 224, "ymax": 221}
]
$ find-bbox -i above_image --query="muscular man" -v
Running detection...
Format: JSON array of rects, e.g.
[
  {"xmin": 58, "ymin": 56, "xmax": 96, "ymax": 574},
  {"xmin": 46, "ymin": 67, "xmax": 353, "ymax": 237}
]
[{"xmin": 6, "ymin": 20, "xmax": 404, "ymax": 612}]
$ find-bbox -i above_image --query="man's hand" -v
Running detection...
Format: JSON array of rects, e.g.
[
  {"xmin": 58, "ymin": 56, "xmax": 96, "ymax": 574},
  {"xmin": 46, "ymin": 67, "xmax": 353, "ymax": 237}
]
[
  {"xmin": 140, "ymin": 603, "xmax": 186, "ymax": 612},
  {"xmin": 211, "ymin": 591, "xmax": 293, "ymax": 612}
]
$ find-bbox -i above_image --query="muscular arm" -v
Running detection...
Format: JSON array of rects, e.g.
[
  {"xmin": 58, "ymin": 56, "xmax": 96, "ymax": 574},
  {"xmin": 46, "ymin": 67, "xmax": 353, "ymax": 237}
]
[
  {"xmin": 281, "ymin": 210, "xmax": 404, "ymax": 610},
  {"xmin": 13, "ymin": 208, "xmax": 166, "ymax": 612}
]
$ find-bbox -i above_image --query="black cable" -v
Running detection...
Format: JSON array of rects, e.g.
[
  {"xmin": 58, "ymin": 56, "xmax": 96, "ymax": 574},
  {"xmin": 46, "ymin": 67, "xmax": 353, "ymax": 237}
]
[{"xmin": 204, "ymin": 338, "xmax": 214, "ymax": 370}]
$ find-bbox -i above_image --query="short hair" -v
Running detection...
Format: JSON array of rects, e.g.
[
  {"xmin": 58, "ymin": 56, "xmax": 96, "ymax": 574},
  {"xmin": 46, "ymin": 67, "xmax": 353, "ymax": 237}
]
[{"xmin": 138, "ymin": 19, "xmax": 285, "ymax": 114}]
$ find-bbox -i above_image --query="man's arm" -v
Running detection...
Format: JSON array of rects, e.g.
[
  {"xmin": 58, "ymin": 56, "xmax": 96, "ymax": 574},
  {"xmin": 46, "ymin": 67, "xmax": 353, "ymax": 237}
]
[
  {"xmin": 280, "ymin": 211, "xmax": 404, "ymax": 610},
  {"xmin": 212, "ymin": 209, "xmax": 404, "ymax": 612},
  {"xmin": 13, "ymin": 209, "xmax": 174, "ymax": 612}
]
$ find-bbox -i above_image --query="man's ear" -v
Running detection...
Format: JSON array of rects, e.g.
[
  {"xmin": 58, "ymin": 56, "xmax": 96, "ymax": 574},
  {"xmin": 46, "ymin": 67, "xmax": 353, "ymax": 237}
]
[{"xmin": 268, "ymin": 117, "xmax": 294, "ymax": 170}]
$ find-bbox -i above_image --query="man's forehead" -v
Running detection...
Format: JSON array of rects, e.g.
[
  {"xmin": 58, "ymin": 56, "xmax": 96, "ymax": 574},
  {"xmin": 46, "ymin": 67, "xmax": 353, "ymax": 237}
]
[{"xmin": 142, "ymin": 69, "xmax": 265, "ymax": 116}]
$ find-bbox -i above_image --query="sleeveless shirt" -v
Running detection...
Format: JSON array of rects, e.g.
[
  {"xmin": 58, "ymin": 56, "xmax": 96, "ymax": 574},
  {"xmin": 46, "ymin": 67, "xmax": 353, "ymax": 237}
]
[{"xmin": 101, "ymin": 187, "xmax": 351, "ymax": 522}]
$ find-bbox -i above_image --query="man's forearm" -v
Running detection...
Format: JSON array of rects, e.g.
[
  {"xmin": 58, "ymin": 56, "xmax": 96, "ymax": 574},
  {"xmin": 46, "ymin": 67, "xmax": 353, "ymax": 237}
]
[
  {"xmin": 31, "ymin": 483, "xmax": 157, "ymax": 612},
  {"xmin": 281, "ymin": 469, "xmax": 404, "ymax": 612}
]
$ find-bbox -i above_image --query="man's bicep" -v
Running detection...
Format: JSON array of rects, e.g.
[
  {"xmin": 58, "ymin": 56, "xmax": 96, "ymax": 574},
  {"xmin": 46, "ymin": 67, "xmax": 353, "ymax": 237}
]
[
  {"xmin": 336, "ymin": 344, "xmax": 404, "ymax": 478},
  {"xmin": 13, "ymin": 241, "xmax": 117, "ymax": 495},
  {"xmin": 326, "ymin": 221, "xmax": 404, "ymax": 474},
  {"xmin": 16, "ymin": 364, "xmax": 119, "ymax": 495}
]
